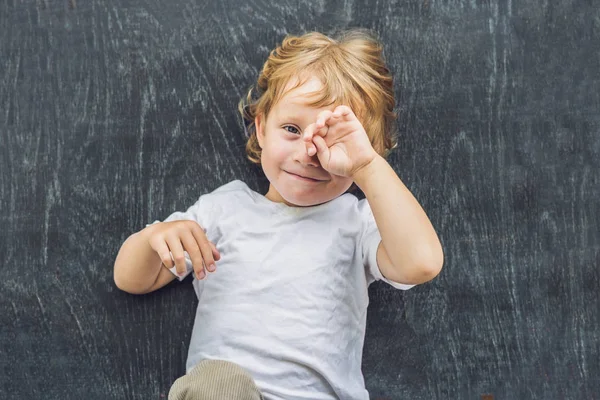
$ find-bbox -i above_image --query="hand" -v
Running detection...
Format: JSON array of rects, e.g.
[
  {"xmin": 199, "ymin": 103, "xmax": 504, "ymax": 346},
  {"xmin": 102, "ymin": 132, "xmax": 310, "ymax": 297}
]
[
  {"xmin": 302, "ymin": 105, "xmax": 378, "ymax": 178},
  {"xmin": 145, "ymin": 220, "xmax": 220, "ymax": 280}
]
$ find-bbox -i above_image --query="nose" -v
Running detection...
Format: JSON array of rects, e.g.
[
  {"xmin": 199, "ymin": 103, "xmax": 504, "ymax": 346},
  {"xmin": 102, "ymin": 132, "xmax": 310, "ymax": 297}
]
[{"xmin": 293, "ymin": 142, "xmax": 320, "ymax": 167}]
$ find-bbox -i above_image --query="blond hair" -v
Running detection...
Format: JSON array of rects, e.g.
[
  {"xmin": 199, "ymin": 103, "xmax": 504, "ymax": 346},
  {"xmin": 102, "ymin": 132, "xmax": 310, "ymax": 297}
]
[{"xmin": 239, "ymin": 29, "xmax": 398, "ymax": 167}]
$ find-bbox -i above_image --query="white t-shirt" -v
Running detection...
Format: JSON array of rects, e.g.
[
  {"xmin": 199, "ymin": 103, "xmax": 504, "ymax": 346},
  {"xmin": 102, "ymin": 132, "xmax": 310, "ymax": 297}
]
[{"xmin": 150, "ymin": 180, "xmax": 416, "ymax": 400}]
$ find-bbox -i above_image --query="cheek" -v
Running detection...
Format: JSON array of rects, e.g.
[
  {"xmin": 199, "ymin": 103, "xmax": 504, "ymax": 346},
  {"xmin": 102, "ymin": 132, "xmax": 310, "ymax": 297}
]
[
  {"xmin": 276, "ymin": 146, "xmax": 291, "ymax": 161},
  {"xmin": 265, "ymin": 140, "xmax": 292, "ymax": 163}
]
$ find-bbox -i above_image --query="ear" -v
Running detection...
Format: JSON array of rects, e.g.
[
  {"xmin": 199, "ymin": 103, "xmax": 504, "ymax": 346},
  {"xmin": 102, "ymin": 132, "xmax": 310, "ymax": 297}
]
[{"xmin": 255, "ymin": 113, "xmax": 265, "ymax": 149}]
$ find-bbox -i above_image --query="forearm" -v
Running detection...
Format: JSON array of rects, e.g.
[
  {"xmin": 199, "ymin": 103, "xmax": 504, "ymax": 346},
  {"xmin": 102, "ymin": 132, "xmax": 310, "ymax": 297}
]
[
  {"xmin": 113, "ymin": 227, "xmax": 163, "ymax": 294},
  {"xmin": 353, "ymin": 155, "xmax": 444, "ymax": 277}
]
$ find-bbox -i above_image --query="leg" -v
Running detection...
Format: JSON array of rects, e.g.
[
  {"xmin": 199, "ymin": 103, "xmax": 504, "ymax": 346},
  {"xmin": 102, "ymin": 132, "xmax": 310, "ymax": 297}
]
[{"xmin": 168, "ymin": 359, "xmax": 263, "ymax": 400}]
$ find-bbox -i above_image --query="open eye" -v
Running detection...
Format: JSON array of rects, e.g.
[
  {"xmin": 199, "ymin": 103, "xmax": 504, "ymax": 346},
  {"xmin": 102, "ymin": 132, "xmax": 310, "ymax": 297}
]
[{"xmin": 283, "ymin": 125, "xmax": 300, "ymax": 135}]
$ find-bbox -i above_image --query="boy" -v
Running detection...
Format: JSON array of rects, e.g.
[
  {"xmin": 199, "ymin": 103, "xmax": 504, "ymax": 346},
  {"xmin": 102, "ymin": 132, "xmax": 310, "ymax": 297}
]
[{"xmin": 114, "ymin": 29, "xmax": 443, "ymax": 399}]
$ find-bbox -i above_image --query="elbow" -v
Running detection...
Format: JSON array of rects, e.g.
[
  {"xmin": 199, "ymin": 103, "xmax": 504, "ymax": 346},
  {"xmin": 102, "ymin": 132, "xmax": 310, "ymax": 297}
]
[
  {"xmin": 113, "ymin": 266, "xmax": 145, "ymax": 295},
  {"xmin": 381, "ymin": 242, "xmax": 444, "ymax": 285},
  {"xmin": 387, "ymin": 261, "xmax": 442, "ymax": 286},
  {"xmin": 408, "ymin": 265, "xmax": 441, "ymax": 285},
  {"xmin": 113, "ymin": 270, "xmax": 131, "ymax": 293},
  {"xmin": 407, "ymin": 246, "xmax": 444, "ymax": 284},
  {"xmin": 421, "ymin": 246, "xmax": 444, "ymax": 281},
  {"xmin": 114, "ymin": 277, "xmax": 148, "ymax": 295},
  {"xmin": 113, "ymin": 261, "xmax": 128, "ymax": 292}
]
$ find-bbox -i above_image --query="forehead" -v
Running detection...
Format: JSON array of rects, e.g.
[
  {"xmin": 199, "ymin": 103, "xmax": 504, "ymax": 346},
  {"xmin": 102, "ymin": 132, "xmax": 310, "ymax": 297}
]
[
  {"xmin": 271, "ymin": 76, "xmax": 338, "ymax": 121},
  {"xmin": 270, "ymin": 71, "xmax": 374, "ymax": 124},
  {"xmin": 278, "ymin": 76, "xmax": 326, "ymax": 106}
]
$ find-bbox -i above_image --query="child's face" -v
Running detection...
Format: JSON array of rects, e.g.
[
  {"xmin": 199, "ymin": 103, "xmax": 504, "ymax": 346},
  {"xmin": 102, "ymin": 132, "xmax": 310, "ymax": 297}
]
[{"xmin": 255, "ymin": 77, "xmax": 354, "ymax": 207}]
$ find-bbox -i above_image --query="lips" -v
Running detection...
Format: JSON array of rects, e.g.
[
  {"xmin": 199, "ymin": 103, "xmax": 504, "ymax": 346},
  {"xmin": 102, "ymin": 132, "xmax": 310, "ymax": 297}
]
[{"xmin": 286, "ymin": 171, "xmax": 326, "ymax": 182}]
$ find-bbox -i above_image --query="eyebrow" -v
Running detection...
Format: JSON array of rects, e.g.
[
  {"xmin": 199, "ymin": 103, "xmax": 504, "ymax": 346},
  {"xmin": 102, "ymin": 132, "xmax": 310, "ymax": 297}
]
[
  {"xmin": 275, "ymin": 104, "xmax": 315, "ymax": 123},
  {"xmin": 272, "ymin": 109, "xmax": 306, "ymax": 124},
  {"xmin": 278, "ymin": 113, "xmax": 306, "ymax": 123}
]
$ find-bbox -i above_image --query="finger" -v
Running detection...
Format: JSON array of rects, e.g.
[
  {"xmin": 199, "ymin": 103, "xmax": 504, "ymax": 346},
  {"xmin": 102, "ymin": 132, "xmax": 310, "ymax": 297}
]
[
  {"xmin": 313, "ymin": 120, "xmax": 329, "ymax": 138},
  {"xmin": 332, "ymin": 105, "xmax": 353, "ymax": 119},
  {"xmin": 303, "ymin": 122, "xmax": 315, "ymax": 143},
  {"xmin": 208, "ymin": 241, "xmax": 221, "ymax": 261},
  {"xmin": 155, "ymin": 240, "xmax": 174, "ymax": 269},
  {"xmin": 308, "ymin": 125, "xmax": 327, "ymax": 156},
  {"xmin": 191, "ymin": 225, "xmax": 217, "ymax": 273},
  {"xmin": 325, "ymin": 110, "xmax": 345, "ymax": 126},
  {"xmin": 307, "ymin": 116, "xmax": 330, "ymax": 156},
  {"xmin": 303, "ymin": 123, "xmax": 317, "ymax": 155},
  {"xmin": 312, "ymin": 135, "xmax": 330, "ymax": 161},
  {"xmin": 166, "ymin": 236, "xmax": 188, "ymax": 277},
  {"xmin": 315, "ymin": 110, "xmax": 334, "ymax": 129},
  {"xmin": 180, "ymin": 232, "xmax": 206, "ymax": 279}
]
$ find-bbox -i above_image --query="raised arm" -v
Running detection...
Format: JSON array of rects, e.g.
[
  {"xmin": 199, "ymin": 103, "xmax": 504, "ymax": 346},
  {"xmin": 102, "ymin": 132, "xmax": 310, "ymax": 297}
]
[
  {"xmin": 301, "ymin": 104, "xmax": 444, "ymax": 284},
  {"xmin": 352, "ymin": 155, "xmax": 444, "ymax": 285}
]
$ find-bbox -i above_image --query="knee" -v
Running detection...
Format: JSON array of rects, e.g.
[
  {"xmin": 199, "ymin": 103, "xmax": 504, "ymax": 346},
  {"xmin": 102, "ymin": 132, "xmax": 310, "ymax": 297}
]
[{"xmin": 169, "ymin": 360, "xmax": 261, "ymax": 400}]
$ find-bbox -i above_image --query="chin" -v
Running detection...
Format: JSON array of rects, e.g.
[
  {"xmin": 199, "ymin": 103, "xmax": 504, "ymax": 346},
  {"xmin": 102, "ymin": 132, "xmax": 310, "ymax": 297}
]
[{"xmin": 279, "ymin": 188, "xmax": 333, "ymax": 207}]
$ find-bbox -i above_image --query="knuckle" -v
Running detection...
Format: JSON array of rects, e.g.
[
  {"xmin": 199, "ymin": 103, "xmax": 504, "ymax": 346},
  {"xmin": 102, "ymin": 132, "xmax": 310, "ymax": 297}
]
[
  {"xmin": 190, "ymin": 248, "xmax": 202, "ymax": 258},
  {"xmin": 192, "ymin": 224, "xmax": 207, "ymax": 236},
  {"xmin": 186, "ymin": 220, "xmax": 201, "ymax": 231},
  {"xmin": 191, "ymin": 256, "xmax": 204, "ymax": 268}
]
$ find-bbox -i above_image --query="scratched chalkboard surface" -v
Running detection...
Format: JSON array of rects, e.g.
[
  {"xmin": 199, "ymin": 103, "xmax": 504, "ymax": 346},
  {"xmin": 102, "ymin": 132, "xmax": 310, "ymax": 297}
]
[{"xmin": 1, "ymin": 0, "xmax": 598, "ymax": 399}]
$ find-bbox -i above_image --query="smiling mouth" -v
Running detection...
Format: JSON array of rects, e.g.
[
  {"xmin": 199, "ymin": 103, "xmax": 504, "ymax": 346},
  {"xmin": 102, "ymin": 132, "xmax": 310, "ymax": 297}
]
[{"xmin": 286, "ymin": 171, "xmax": 325, "ymax": 182}]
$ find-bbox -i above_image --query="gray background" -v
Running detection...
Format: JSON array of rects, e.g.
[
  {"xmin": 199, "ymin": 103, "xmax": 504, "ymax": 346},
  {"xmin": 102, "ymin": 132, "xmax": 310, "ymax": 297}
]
[{"xmin": 1, "ymin": 0, "xmax": 599, "ymax": 399}]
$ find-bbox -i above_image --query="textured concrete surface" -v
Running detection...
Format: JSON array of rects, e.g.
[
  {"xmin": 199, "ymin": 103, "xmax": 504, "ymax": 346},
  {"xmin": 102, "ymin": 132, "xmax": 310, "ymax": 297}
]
[{"xmin": 1, "ymin": 0, "xmax": 598, "ymax": 399}]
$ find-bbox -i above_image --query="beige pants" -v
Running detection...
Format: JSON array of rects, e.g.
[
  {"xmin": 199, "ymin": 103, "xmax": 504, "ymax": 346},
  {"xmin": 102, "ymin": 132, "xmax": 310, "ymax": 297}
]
[{"xmin": 169, "ymin": 359, "xmax": 264, "ymax": 400}]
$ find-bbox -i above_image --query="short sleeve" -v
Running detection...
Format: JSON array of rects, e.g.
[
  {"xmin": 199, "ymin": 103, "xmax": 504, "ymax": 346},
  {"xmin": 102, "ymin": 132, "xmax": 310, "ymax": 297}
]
[
  {"xmin": 358, "ymin": 198, "xmax": 417, "ymax": 291},
  {"xmin": 146, "ymin": 194, "xmax": 215, "ymax": 281}
]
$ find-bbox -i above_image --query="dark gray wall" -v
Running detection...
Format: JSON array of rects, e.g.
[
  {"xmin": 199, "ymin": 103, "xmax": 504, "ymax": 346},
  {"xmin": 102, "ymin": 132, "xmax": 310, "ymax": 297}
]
[{"xmin": 1, "ymin": 0, "xmax": 598, "ymax": 399}]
